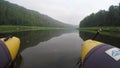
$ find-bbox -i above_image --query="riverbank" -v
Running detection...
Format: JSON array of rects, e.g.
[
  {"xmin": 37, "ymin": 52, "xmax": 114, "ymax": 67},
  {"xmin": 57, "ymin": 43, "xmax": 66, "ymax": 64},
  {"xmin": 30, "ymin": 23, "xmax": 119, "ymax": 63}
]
[
  {"xmin": 0, "ymin": 25, "xmax": 66, "ymax": 33},
  {"xmin": 79, "ymin": 27, "xmax": 120, "ymax": 38}
]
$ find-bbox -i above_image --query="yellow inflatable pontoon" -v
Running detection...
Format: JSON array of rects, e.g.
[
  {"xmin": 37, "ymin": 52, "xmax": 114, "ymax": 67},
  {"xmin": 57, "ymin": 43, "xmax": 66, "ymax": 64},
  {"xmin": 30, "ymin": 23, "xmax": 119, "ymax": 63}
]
[
  {"xmin": 81, "ymin": 40, "xmax": 120, "ymax": 68},
  {"xmin": 0, "ymin": 36, "xmax": 20, "ymax": 68}
]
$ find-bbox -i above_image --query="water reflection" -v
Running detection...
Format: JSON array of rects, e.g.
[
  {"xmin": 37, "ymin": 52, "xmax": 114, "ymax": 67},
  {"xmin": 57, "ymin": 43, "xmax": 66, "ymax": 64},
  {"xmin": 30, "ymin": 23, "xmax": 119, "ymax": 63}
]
[
  {"xmin": 20, "ymin": 33, "xmax": 82, "ymax": 68},
  {"xmin": 0, "ymin": 30, "xmax": 83, "ymax": 68},
  {"xmin": 2, "ymin": 30, "xmax": 119, "ymax": 68},
  {"xmin": 0, "ymin": 30, "xmax": 76, "ymax": 52},
  {"xmin": 79, "ymin": 31, "xmax": 120, "ymax": 48}
]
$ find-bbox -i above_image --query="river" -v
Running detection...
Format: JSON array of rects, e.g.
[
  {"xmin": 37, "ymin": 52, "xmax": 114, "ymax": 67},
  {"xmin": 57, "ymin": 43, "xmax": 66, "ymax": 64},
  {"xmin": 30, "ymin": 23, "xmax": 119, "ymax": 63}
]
[{"xmin": 0, "ymin": 30, "xmax": 119, "ymax": 68}]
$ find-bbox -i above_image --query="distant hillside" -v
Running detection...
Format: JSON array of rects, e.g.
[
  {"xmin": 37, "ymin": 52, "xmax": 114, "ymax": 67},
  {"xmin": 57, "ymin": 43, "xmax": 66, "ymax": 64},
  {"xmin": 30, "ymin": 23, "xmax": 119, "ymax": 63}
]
[
  {"xmin": 0, "ymin": 0, "xmax": 72, "ymax": 27},
  {"xmin": 79, "ymin": 4, "xmax": 120, "ymax": 27}
]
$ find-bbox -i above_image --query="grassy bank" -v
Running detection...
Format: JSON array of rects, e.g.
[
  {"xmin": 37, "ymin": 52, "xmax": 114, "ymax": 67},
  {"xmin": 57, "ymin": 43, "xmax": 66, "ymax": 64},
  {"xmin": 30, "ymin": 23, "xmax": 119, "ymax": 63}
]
[
  {"xmin": 0, "ymin": 25, "xmax": 65, "ymax": 33},
  {"xmin": 79, "ymin": 27, "xmax": 120, "ymax": 38}
]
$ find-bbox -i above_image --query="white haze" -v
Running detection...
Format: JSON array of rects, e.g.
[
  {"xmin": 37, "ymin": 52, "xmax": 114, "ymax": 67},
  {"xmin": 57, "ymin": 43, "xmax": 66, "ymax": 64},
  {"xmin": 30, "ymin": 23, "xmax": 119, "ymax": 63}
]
[{"xmin": 6, "ymin": 0, "xmax": 120, "ymax": 25}]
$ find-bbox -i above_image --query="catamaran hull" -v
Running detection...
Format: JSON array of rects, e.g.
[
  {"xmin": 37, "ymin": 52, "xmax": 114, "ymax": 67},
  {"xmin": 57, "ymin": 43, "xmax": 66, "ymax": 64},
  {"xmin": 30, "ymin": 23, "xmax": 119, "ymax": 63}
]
[
  {"xmin": 0, "ymin": 37, "xmax": 20, "ymax": 68},
  {"xmin": 81, "ymin": 40, "xmax": 120, "ymax": 68}
]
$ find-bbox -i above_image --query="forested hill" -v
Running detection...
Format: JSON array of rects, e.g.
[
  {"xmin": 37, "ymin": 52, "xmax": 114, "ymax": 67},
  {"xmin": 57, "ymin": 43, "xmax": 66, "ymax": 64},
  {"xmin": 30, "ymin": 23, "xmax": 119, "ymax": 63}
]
[
  {"xmin": 0, "ymin": 0, "xmax": 72, "ymax": 27},
  {"xmin": 79, "ymin": 4, "xmax": 120, "ymax": 27}
]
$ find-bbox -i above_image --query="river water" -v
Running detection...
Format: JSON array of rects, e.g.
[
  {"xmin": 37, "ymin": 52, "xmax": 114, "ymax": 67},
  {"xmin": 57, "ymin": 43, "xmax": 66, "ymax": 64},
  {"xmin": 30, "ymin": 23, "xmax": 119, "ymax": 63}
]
[{"xmin": 0, "ymin": 30, "xmax": 119, "ymax": 68}]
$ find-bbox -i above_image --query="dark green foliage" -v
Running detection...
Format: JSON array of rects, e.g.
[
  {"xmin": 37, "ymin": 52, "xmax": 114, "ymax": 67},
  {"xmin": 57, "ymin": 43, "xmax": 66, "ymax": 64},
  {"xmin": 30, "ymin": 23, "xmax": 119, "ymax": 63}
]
[
  {"xmin": 79, "ymin": 4, "xmax": 120, "ymax": 27},
  {"xmin": 0, "ymin": 0, "xmax": 71, "ymax": 27}
]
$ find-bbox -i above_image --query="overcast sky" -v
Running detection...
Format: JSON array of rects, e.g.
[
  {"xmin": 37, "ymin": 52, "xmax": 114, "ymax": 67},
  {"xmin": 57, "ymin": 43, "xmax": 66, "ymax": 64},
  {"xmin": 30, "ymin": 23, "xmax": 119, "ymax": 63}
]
[{"xmin": 6, "ymin": 0, "xmax": 120, "ymax": 25}]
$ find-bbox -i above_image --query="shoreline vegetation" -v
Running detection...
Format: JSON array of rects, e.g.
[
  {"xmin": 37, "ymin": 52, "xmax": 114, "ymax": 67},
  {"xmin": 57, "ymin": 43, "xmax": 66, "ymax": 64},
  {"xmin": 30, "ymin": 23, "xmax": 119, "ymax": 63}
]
[
  {"xmin": 0, "ymin": 25, "xmax": 70, "ymax": 33},
  {"xmin": 0, "ymin": 0, "xmax": 73, "ymax": 28},
  {"xmin": 79, "ymin": 4, "xmax": 120, "ymax": 38},
  {"xmin": 79, "ymin": 27, "xmax": 120, "ymax": 38}
]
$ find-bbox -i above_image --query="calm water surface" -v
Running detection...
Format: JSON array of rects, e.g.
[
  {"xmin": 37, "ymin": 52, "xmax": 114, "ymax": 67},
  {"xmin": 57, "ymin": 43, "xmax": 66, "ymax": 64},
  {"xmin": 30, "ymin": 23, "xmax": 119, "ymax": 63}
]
[
  {"xmin": 20, "ymin": 32, "xmax": 83, "ymax": 68},
  {"xmin": 0, "ymin": 30, "xmax": 119, "ymax": 68},
  {"xmin": 0, "ymin": 30, "xmax": 82, "ymax": 68}
]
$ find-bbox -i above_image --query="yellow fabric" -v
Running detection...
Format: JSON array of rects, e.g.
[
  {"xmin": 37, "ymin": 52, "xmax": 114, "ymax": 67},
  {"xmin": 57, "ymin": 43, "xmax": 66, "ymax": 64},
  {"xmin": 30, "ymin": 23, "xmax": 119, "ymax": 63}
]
[
  {"xmin": 4, "ymin": 37, "xmax": 20, "ymax": 61},
  {"xmin": 81, "ymin": 40, "xmax": 103, "ymax": 62}
]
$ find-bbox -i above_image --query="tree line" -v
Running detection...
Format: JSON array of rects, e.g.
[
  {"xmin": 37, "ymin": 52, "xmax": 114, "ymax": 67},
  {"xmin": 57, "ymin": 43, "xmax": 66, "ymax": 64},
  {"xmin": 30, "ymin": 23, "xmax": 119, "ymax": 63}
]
[
  {"xmin": 0, "ymin": 0, "xmax": 72, "ymax": 27},
  {"xmin": 79, "ymin": 4, "xmax": 120, "ymax": 27}
]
